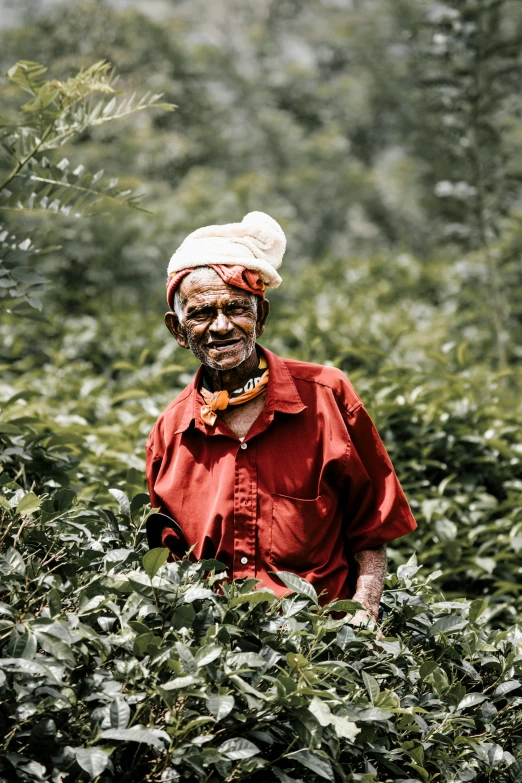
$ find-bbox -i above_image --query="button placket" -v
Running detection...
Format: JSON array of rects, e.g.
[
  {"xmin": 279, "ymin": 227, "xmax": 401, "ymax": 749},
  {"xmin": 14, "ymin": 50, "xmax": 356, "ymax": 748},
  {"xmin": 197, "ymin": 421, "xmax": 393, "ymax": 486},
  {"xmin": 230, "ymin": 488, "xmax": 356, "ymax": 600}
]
[{"xmin": 233, "ymin": 439, "xmax": 257, "ymax": 577}]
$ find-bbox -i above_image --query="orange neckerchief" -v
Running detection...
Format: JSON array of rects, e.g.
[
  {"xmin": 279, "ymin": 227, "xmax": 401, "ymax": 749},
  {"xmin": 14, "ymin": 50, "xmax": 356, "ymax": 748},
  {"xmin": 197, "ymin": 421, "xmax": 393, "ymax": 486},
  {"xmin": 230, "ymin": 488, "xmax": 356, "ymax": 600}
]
[{"xmin": 200, "ymin": 356, "xmax": 269, "ymax": 426}]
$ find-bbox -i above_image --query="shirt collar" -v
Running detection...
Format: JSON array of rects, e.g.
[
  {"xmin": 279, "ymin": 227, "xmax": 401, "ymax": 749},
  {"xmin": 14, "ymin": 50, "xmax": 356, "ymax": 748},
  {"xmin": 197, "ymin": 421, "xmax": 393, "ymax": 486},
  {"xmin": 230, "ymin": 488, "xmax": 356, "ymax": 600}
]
[
  {"xmin": 174, "ymin": 345, "xmax": 306, "ymax": 435},
  {"xmin": 261, "ymin": 346, "xmax": 307, "ymax": 416}
]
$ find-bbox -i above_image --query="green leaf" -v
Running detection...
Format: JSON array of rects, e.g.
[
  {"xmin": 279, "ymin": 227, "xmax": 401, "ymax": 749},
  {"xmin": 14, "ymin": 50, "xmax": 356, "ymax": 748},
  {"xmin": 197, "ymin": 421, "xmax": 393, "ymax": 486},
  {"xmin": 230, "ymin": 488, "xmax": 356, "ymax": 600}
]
[
  {"xmin": 0, "ymin": 658, "xmax": 61, "ymax": 682},
  {"xmin": 0, "ymin": 496, "xmax": 13, "ymax": 511},
  {"xmin": 428, "ymin": 615, "xmax": 468, "ymax": 636},
  {"xmin": 4, "ymin": 547, "xmax": 25, "ymax": 575},
  {"xmin": 458, "ymin": 693, "xmax": 487, "ymax": 710},
  {"xmin": 286, "ymin": 652, "xmax": 308, "ymax": 671},
  {"xmin": 309, "ymin": 696, "xmax": 359, "ymax": 740},
  {"xmin": 128, "ymin": 620, "xmax": 151, "ymax": 635},
  {"xmin": 227, "ymin": 651, "xmax": 267, "ymax": 669},
  {"xmin": 290, "ymin": 750, "xmax": 333, "ymax": 780},
  {"xmin": 435, "ymin": 518, "xmax": 457, "ymax": 542},
  {"xmin": 195, "ymin": 644, "xmax": 222, "ymax": 667},
  {"xmin": 133, "ymin": 632, "xmax": 162, "ymax": 657},
  {"xmin": 274, "ymin": 571, "xmax": 318, "ymax": 604},
  {"xmin": 75, "ymin": 748, "xmax": 110, "ymax": 778},
  {"xmin": 407, "ymin": 762, "xmax": 429, "ymax": 781},
  {"xmin": 309, "ymin": 696, "xmax": 332, "ymax": 726},
  {"xmin": 183, "ymin": 587, "xmax": 213, "ymax": 602},
  {"xmin": 356, "ymin": 707, "xmax": 394, "ymax": 722},
  {"xmin": 362, "ymin": 671, "xmax": 380, "ymax": 703},
  {"xmin": 142, "ymin": 547, "xmax": 169, "ymax": 579},
  {"xmin": 469, "ymin": 598, "xmax": 488, "ymax": 622},
  {"xmin": 100, "ymin": 728, "xmax": 168, "ymax": 750},
  {"xmin": 109, "ymin": 488, "xmax": 131, "ymax": 516},
  {"xmin": 37, "ymin": 633, "xmax": 76, "ymax": 666},
  {"xmin": 48, "ymin": 589, "xmax": 61, "ymax": 617},
  {"xmin": 488, "ymin": 744, "xmax": 504, "ymax": 767},
  {"xmin": 110, "ymin": 699, "xmax": 130, "ymax": 729},
  {"xmin": 7, "ymin": 60, "xmax": 47, "ymax": 93},
  {"xmin": 218, "ymin": 738, "xmax": 260, "ymax": 760},
  {"xmin": 206, "ymin": 694, "xmax": 235, "ymax": 720},
  {"xmin": 199, "ymin": 558, "xmax": 228, "ymax": 572},
  {"xmin": 21, "ymin": 633, "xmax": 37, "ymax": 660},
  {"xmin": 41, "ymin": 489, "xmax": 76, "ymax": 521},
  {"xmin": 508, "ymin": 759, "xmax": 522, "ymax": 782},
  {"xmin": 175, "ymin": 641, "xmax": 198, "ymax": 673},
  {"xmin": 130, "ymin": 492, "xmax": 150, "ymax": 515},
  {"xmin": 16, "ymin": 492, "xmax": 41, "ymax": 516},
  {"xmin": 326, "ymin": 599, "xmax": 365, "ymax": 614},
  {"xmin": 331, "ymin": 715, "xmax": 360, "ymax": 740},
  {"xmin": 229, "ymin": 590, "xmax": 277, "ymax": 607},
  {"xmin": 161, "ymin": 675, "xmax": 201, "ymax": 690},
  {"xmin": 171, "ymin": 604, "xmax": 196, "ymax": 630},
  {"xmin": 397, "ymin": 553, "xmax": 421, "ymax": 580},
  {"xmin": 494, "ymin": 680, "xmax": 520, "ymax": 696},
  {"xmin": 419, "ymin": 661, "xmax": 438, "ymax": 679}
]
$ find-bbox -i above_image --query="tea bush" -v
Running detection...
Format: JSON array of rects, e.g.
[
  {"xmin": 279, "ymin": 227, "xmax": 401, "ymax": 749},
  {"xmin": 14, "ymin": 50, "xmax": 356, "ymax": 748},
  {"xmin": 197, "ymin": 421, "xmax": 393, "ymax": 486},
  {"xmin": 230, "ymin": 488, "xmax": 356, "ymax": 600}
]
[
  {"xmin": 2, "ymin": 259, "xmax": 522, "ymax": 622},
  {"xmin": 0, "ymin": 480, "xmax": 521, "ymax": 782},
  {"xmin": 1, "ymin": 295, "xmax": 522, "ymax": 779}
]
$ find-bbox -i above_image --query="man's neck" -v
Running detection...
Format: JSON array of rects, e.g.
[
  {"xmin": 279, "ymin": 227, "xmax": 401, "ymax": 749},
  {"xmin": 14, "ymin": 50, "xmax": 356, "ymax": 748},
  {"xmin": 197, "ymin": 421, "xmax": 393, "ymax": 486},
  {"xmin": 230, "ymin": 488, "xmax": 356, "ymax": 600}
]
[{"xmin": 206, "ymin": 347, "xmax": 259, "ymax": 393}]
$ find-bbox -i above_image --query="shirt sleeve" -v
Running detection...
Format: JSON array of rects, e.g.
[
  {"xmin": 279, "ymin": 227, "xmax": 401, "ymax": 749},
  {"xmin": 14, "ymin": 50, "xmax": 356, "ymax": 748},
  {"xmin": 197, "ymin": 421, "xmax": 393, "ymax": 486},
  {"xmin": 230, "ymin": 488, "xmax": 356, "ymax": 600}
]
[
  {"xmin": 341, "ymin": 402, "xmax": 417, "ymax": 552},
  {"xmin": 145, "ymin": 426, "xmax": 163, "ymax": 510},
  {"xmin": 145, "ymin": 425, "xmax": 187, "ymax": 558}
]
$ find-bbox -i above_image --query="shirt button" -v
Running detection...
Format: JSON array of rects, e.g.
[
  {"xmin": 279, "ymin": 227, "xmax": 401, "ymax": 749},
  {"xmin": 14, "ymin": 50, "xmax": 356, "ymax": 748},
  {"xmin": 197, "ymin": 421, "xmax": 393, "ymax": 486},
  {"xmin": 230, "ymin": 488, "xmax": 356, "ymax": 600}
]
[
  {"xmin": 240, "ymin": 556, "xmax": 248, "ymax": 565},
  {"xmin": 240, "ymin": 443, "xmax": 248, "ymax": 450}
]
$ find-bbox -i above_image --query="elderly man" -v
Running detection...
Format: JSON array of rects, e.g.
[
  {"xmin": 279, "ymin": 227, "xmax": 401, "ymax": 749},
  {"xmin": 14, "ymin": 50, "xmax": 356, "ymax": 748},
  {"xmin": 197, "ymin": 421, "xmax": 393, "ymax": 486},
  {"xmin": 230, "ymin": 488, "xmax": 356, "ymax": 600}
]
[{"xmin": 146, "ymin": 212, "xmax": 416, "ymax": 623}]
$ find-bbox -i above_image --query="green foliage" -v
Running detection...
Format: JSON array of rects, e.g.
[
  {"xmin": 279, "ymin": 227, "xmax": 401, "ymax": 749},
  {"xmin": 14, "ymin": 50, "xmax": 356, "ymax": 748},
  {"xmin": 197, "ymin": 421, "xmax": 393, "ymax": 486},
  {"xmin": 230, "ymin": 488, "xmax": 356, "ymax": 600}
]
[
  {"xmin": 2, "ymin": 3, "xmax": 522, "ymax": 780},
  {"xmin": 2, "ymin": 0, "xmax": 522, "ymax": 361},
  {"xmin": 413, "ymin": 0, "xmax": 522, "ymax": 247},
  {"xmin": 412, "ymin": 0, "xmax": 522, "ymax": 365},
  {"xmin": 0, "ymin": 59, "xmax": 174, "ymax": 317},
  {"xmin": 0, "ymin": 256, "xmax": 521, "ymax": 622},
  {"xmin": 0, "ymin": 480, "xmax": 521, "ymax": 781}
]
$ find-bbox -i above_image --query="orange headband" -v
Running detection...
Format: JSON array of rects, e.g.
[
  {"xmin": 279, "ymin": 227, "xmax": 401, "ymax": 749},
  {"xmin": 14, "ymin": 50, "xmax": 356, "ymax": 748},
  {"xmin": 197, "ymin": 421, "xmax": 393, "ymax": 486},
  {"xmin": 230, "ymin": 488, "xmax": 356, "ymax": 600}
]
[{"xmin": 166, "ymin": 264, "xmax": 266, "ymax": 311}]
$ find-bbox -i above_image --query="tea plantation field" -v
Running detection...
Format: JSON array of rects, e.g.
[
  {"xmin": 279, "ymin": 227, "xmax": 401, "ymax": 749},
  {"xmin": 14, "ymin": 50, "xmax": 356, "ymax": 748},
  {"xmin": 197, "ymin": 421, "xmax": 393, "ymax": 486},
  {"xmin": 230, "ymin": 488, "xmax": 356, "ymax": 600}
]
[{"xmin": 1, "ymin": 252, "xmax": 522, "ymax": 781}]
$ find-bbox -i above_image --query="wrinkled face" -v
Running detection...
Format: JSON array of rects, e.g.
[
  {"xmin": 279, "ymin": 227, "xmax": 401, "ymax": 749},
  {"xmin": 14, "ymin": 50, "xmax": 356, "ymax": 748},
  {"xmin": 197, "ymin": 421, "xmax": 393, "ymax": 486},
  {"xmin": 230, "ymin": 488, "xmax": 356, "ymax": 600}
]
[{"xmin": 166, "ymin": 269, "xmax": 269, "ymax": 371}]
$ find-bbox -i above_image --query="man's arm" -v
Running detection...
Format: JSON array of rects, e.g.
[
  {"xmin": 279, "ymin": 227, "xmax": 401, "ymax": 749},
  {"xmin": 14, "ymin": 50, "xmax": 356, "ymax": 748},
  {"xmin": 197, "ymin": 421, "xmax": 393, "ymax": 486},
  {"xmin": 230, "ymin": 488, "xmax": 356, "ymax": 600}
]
[{"xmin": 350, "ymin": 544, "xmax": 387, "ymax": 625}]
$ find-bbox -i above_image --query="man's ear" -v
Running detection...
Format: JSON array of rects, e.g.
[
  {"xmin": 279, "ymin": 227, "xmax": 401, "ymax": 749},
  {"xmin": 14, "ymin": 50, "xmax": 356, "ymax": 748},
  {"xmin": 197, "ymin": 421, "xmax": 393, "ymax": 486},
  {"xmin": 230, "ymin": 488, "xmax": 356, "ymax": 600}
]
[
  {"xmin": 165, "ymin": 312, "xmax": 190, "ymax": 350},
  {"xmin": 255, "ymin": 298, "xmax": 270, "ymax": 338}
]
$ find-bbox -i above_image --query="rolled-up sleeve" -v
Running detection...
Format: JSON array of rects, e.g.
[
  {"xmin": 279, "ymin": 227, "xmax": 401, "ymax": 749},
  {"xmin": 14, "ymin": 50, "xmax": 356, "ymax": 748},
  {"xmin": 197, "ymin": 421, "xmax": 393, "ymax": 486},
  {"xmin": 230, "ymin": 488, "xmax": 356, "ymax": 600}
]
[{"xmin": 342, "ymin": 403, "xmax": 417, "ymax": 552}]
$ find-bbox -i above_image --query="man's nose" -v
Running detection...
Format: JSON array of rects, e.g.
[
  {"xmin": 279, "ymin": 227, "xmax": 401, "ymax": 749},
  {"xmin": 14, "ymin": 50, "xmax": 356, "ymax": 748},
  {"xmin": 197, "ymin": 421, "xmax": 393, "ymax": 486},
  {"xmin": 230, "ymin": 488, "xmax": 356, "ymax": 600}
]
[{"xmin": 209, "ymin": 310, "xmax": 233, "ymax": 334}]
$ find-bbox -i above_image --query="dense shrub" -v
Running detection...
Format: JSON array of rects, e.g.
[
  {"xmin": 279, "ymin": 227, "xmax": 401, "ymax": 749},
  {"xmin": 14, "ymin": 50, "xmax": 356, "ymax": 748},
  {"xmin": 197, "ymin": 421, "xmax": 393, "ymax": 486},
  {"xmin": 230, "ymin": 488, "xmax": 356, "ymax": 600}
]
[
  {"xmin": 2, "ymin": 285, "xmax": 522, "ymax": 622},
  {"xmin": 0, "ymin": 483, "xmax": 521, "ymax": 782}
]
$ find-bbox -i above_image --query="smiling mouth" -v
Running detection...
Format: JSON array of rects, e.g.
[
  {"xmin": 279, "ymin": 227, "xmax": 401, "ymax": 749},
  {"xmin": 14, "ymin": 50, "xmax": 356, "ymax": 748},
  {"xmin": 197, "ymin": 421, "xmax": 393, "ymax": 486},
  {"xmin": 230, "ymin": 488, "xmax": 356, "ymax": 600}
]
[{"xmin": 206, "ymin": 338, "xmax": 242, "ymax": 351}]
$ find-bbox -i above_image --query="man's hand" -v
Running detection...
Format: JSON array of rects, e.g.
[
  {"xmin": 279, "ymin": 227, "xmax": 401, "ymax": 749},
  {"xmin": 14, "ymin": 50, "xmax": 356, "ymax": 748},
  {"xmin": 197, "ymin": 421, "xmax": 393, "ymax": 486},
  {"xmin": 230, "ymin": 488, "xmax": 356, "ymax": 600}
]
[{"xmin": 349, "ymin": 544, "xmax": 387, "ymax": 628}]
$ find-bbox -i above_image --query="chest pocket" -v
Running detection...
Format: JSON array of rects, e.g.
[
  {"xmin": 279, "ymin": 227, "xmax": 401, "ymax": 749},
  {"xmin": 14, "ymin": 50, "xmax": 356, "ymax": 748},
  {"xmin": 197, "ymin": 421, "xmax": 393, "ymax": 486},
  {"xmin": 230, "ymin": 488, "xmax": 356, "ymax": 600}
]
[{"xmin": 270, "ymin": 493, "xmax": 329, "ymax": 571}]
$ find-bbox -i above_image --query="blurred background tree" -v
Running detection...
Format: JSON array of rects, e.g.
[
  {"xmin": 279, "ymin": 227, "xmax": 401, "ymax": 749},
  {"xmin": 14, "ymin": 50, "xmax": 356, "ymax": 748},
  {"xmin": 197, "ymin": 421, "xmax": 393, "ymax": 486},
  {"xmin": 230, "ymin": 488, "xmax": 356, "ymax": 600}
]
[
  {"xmin": 1, "ymin": 0, "xmax": 521, "ymax": 362},
  {"xmin": 411, "ymin": 0, "xmax": 522, "ymax": 367}
]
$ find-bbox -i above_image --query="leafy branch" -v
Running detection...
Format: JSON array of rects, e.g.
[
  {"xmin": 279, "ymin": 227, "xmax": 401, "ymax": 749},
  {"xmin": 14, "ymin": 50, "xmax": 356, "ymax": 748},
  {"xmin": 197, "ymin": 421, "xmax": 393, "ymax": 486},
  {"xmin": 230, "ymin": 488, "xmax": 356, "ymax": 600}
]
[{"xmin": 0, "ymin": 59, "xmax": 175, "ymax": 317}]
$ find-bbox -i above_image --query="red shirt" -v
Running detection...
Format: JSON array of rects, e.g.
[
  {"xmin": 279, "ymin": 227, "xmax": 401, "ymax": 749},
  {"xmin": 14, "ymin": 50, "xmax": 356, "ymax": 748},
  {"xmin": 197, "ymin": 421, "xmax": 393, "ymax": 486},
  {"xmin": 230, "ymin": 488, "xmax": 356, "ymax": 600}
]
[{"xmin": 146, "ymin": 347, "xmax": 416, "ymax": 603}]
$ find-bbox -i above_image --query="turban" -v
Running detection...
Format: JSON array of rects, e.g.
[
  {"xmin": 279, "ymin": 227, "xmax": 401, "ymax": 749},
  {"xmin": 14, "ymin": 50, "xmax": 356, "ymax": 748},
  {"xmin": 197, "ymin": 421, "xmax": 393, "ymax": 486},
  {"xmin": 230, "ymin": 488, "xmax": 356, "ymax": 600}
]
[{"xmin": 166, "ymin": 211, "xmax": 285, "ymax": 311}]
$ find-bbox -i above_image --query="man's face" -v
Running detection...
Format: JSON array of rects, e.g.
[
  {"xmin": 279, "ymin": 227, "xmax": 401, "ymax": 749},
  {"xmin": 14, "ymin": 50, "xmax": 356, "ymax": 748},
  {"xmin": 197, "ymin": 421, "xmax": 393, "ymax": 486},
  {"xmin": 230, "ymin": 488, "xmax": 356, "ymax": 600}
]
[{"xmin": 165, "ymin": 270, "xmax": 269, "ymax": 371}]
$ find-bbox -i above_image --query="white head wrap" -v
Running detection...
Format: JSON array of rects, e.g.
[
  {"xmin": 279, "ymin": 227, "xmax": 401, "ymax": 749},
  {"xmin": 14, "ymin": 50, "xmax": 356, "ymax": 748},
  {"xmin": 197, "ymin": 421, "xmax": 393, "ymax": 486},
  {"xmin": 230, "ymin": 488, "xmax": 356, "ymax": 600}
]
[{"xmin": 167, "ymin": 211, "xmax": 285, "ymax": 288}]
